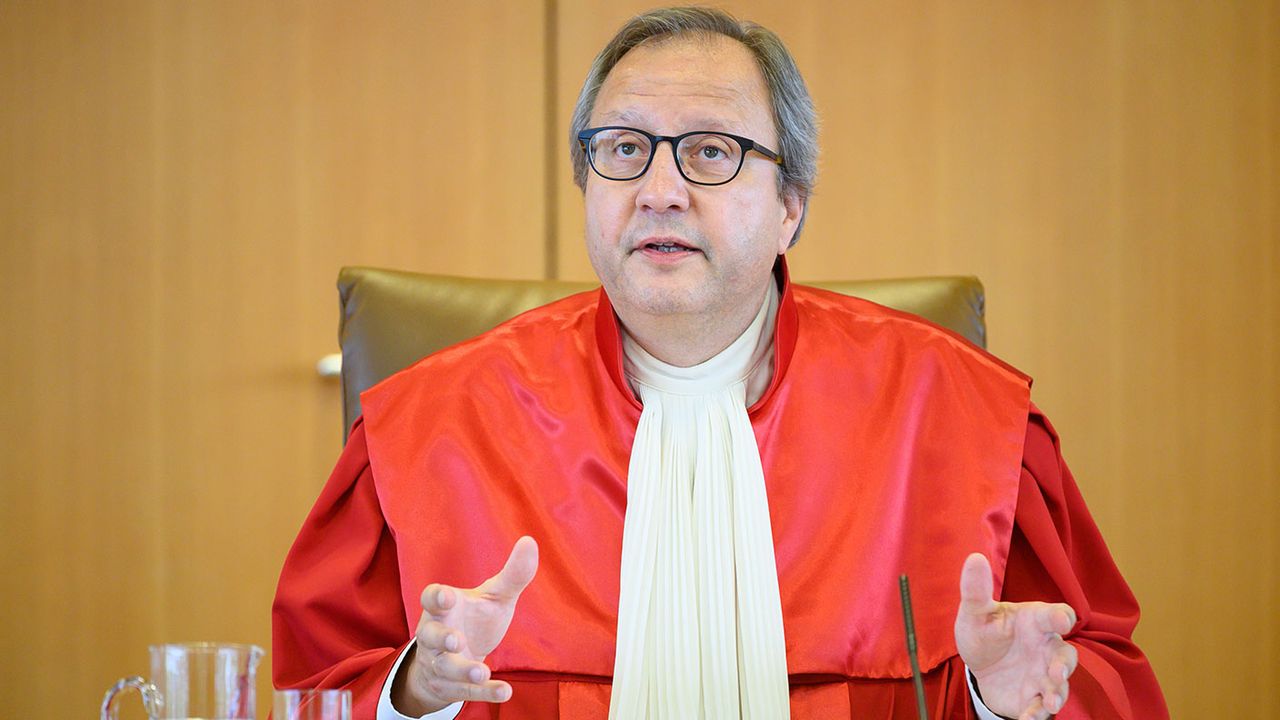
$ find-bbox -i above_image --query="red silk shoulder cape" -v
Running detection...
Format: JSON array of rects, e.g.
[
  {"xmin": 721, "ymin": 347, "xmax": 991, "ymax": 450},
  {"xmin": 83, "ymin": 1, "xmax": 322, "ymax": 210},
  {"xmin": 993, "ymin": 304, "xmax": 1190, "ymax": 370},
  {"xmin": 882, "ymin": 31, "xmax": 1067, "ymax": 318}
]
[{"xmin": 273, "ymin": 268, "xmax": 1167, "ymax": 719}]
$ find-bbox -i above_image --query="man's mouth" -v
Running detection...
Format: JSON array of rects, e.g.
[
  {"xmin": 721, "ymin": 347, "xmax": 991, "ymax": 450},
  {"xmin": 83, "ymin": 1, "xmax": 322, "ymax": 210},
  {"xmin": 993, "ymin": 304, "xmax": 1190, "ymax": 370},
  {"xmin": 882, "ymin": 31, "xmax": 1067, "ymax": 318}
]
[{"xmin": 638, "ymin": 238, "xmax": 699, "ymax": 254}]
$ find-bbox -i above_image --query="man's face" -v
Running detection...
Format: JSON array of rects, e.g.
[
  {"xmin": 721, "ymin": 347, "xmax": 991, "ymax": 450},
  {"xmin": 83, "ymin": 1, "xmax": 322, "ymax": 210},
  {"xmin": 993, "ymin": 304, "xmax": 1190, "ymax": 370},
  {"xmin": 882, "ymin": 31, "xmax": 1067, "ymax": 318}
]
[{"xmin": 584, "ymin": 35, "xmax": 803, "ymax": 327}]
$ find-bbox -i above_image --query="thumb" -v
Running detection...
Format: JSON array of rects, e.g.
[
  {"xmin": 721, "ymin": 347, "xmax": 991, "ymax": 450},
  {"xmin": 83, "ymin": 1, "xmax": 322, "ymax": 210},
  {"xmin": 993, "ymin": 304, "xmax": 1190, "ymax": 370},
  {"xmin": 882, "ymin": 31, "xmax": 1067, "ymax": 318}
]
[
  {"xmin": 958, "ymin": 552, "xmax": 997, "ymax": 618},
  {"xmin": 484, "ymin": 535, "xmax": 539, "ymax": 600}
]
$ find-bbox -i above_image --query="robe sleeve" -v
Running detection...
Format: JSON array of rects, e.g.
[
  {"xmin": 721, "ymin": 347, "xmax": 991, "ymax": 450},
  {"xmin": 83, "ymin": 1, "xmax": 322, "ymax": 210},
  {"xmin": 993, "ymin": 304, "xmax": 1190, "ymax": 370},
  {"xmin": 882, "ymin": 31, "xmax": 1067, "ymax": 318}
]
[
  {"xmin": 272, "ymin": 418, "xmax": 412, "ymax": 720},
  {"xmin": 1001, "ymin": 404, "xmax": 1168, "ymax": 719}
]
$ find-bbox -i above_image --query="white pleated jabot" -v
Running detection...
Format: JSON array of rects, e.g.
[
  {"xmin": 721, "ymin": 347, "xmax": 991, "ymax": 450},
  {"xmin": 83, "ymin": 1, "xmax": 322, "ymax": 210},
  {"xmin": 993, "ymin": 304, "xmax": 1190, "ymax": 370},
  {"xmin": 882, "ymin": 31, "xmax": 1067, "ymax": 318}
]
[{"xmin": 608, "ymin": 282, "xmax": 790, "ymax": 720}]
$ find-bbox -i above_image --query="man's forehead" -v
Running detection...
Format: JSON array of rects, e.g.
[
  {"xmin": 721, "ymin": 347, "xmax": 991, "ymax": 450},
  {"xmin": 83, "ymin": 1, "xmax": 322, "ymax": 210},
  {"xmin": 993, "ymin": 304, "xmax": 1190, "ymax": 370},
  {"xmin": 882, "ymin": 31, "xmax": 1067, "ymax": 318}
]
[
  {"xmin": 591, "ymin": 35, "xmax": 771, "ymax": 135},
  {"xmin": 594, "ymin": 107, "xmax": 746, "ymax": 135}
]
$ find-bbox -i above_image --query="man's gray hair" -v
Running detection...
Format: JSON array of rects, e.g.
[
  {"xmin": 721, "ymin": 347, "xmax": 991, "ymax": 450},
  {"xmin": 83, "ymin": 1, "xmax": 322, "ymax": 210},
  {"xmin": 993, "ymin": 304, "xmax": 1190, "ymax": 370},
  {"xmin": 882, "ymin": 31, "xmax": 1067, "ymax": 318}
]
[{"xmin": 569, "ymin": 7, "xmax": 818, "ymax": 244}]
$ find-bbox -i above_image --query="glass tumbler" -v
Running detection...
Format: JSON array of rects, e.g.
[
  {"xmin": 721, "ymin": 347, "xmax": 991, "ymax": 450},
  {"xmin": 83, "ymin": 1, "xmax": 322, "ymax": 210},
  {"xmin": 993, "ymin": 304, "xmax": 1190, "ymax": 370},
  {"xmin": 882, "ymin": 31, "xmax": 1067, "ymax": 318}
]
[{"xmin": 273, "ymin": 689, "xmax": 352, "ymax": 720}]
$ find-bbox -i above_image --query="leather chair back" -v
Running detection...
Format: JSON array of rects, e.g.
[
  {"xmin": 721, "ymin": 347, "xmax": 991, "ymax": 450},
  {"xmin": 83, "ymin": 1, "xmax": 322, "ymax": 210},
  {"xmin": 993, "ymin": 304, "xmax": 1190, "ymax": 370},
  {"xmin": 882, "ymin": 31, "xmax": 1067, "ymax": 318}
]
[{"xmin": 337, "ymin": 267, "xmax": 986, "ymax": 439}]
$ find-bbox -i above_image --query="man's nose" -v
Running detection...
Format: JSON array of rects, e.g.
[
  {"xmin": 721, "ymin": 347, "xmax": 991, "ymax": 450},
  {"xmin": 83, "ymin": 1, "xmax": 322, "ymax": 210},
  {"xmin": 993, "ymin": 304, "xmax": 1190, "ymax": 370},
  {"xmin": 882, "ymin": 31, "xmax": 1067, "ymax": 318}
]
[{"xmin": 635, "ymin": 141, "xmax": 690, "ymax": 212}]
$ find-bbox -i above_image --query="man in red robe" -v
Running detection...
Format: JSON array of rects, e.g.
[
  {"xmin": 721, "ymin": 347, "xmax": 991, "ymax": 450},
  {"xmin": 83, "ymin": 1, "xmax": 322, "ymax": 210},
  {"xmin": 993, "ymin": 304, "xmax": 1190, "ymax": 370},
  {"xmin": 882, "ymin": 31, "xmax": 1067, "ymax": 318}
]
[{"xmin": 273, "ymin": 8, "xmax": 1167, "ymax": 720}]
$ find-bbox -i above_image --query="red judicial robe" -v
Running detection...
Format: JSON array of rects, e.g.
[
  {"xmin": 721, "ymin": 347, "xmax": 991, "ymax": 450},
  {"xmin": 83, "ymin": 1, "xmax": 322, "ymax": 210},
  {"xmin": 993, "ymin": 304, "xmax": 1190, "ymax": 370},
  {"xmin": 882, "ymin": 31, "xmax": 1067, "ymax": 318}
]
[{"xmin": 273, "ymin": 269, "xmax": 1168, "ymax": 719}]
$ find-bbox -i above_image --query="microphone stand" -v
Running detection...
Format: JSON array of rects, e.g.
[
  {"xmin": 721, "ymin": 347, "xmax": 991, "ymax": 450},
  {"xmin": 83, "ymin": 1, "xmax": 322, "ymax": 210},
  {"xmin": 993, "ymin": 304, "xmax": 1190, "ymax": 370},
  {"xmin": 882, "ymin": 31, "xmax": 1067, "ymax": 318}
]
[{"xmin": 898, "ymin": 575, "xmax": 930, "ymax": 720}]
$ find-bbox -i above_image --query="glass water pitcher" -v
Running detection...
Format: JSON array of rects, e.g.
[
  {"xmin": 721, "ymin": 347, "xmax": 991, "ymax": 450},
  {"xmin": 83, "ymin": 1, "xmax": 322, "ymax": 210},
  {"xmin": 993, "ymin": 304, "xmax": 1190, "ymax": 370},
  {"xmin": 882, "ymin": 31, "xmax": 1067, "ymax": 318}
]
[{"xmin": 101, "ymin": 642, "xmax": 265, "ymax": 720}]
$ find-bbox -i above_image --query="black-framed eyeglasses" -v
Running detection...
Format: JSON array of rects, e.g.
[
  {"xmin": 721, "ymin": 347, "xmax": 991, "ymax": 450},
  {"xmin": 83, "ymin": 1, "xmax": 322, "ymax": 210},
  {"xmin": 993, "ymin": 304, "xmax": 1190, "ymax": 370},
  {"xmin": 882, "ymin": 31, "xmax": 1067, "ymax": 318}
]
[{"xmin": 577, "ymin": 126, "xmax": 783, "ymax": 186}]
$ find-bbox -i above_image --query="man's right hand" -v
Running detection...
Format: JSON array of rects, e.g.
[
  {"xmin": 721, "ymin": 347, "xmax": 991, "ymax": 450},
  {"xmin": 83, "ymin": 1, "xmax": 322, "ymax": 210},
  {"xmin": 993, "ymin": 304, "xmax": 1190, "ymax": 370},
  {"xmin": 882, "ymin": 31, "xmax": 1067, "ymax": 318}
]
[{"xmin": 391, "ymin": 536, "xmax": 539, "ymax": 715}]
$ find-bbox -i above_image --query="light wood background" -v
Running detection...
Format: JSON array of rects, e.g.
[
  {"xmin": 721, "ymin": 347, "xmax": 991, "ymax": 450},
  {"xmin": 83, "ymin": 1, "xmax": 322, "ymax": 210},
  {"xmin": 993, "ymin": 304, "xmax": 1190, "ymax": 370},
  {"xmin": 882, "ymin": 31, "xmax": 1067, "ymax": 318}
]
[{"xmin": 1, "ymin": 2, "xmax": 1275, "ymax": 718}]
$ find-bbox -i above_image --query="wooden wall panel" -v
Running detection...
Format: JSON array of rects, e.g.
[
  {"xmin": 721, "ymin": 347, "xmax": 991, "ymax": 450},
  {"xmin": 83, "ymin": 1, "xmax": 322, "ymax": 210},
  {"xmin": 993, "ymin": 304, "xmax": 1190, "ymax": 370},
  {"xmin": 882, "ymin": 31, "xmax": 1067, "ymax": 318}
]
[
  {"xmin": 555, "ymin": 2, "xmax": 1278, "ymax": 717},
  {"xmin": 0, "ymin": 2, "xmax": 545, "ymax": 718}
]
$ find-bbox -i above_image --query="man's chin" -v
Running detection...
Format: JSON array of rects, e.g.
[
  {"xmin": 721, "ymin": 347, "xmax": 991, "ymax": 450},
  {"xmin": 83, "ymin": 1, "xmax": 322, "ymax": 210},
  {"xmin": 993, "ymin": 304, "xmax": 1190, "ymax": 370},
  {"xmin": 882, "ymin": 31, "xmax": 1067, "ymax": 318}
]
[{"xmin": 608, "ymin": 281, "xmax": 703, "ymax": 319}]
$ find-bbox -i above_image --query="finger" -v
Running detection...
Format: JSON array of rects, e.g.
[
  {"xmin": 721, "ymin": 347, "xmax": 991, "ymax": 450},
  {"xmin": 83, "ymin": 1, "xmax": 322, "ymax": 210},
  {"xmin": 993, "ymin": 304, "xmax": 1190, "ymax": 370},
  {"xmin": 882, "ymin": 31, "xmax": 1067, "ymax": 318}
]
[
  {"xmin": 482, "ymin": 536, "xmax": 540, "ymax": 600},
  {"xmin": 1060, "ymin": 641, "xmax": 1079, "ymax": 678},
  {"xmin": 433, "ymin": 650, "xmax": 493, "ymax": 685},
  {"xmin": 1054, "ymin": 678, "xmax": 1070, "ymax": 711},
  {"xmin": 958, "ymin": 553, "xmax": 997, "ymax": 617},
  {"xmin": 1040, "ymin": 642, "xmax": 1075, "ymax": 713},
  {"xmin": 1041, "ymin": 683, "xmax": 1068, "ymax": 714},
  {"xmin": 1017, "ymin": 695, "xmax": 1049, "ymax": 720},
  {"xmin": 1046, "ymin": 639, "xmax": 1077, "ymax": 677},
  {"xmin": 415, "ymin": 618, "xmax": 460, "ymax": 653},
  {"xmin": 423, "ymin": 676, "xmax": 513, "ymax": 705},
  {"xmin": 1029, "ymin": 599, "xmax": 1080, "ymax": 632},
  {"xmin": 1059, "ymin": 602, "xmax": 1079, "ymax": 632},
  {"xmin": 420, "ymin": 584, "xmax": 458, "ymax": 618},
  {"xmin": 1039, "ymin": 672, "xmax": 1065, "ymax": 714}
]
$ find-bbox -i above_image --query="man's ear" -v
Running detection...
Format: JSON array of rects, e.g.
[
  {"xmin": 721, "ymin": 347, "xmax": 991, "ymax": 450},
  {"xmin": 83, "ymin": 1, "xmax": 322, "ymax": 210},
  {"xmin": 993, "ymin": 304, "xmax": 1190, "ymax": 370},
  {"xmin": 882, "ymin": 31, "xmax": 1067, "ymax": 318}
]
[{"xmin": 777, "ymin": 188, "xmax": 805, "ymax": 253}]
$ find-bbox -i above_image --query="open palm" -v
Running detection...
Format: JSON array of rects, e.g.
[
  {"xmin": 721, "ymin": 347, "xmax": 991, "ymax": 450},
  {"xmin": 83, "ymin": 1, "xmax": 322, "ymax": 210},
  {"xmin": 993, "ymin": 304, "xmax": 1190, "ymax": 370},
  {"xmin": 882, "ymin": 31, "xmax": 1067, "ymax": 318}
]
[
  {"xmin": 393, "ymin": 536, "xmax": 539, "ymax": 715},
  {"xmin": 955, "ymin": 553, "xmax": 1079, "ymax": 720}
]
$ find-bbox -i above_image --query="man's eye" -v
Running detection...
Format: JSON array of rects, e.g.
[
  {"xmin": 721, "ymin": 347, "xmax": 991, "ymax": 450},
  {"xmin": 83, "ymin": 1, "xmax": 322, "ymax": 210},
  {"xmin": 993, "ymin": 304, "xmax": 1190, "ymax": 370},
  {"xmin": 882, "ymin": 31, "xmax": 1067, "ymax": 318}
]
[
  {"xmin": 689, "ymin": 138, "xmax": 733, "ymax": 162},
  {"xmin": 604, "ymin": 136, "xmax": 647, "ymax": 159}
]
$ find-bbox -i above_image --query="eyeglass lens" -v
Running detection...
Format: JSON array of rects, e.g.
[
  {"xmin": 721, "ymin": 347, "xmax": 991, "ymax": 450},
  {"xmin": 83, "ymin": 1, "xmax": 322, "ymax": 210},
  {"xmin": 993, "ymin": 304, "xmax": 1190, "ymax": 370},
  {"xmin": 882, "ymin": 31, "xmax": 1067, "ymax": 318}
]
[{"xmin": 587, "ymin": 129, "xmax": 742, "ymax": 183}]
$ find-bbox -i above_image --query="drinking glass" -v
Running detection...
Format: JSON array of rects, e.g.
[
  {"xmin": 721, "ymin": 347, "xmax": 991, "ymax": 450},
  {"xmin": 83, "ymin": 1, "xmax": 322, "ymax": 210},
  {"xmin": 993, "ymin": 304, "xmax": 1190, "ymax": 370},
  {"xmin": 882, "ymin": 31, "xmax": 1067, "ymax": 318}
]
[{"xmin": 273, "ymin": 689, "xmax": 352, "ymax": 720}]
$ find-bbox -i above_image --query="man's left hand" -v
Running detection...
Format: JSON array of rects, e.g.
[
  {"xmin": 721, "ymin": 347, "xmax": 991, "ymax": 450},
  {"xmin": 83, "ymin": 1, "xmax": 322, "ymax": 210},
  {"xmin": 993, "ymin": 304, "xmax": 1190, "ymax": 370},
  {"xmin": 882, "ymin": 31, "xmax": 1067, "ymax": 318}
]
[{"xmin": 954, "ymin": 553, "xmax": 1079, "ymax": 720}]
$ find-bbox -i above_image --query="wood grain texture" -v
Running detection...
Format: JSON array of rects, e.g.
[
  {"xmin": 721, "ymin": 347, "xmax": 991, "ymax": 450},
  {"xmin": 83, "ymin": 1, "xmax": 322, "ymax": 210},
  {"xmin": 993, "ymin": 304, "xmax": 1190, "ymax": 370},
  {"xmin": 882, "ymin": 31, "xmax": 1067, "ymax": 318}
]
[
  {"xmin": 0, "ymin": 2, "xmax": 545, "ymax": 717},
  {"xmin": 0, "ymin": 2, "xmax": 1275, "ymax": 719}
]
